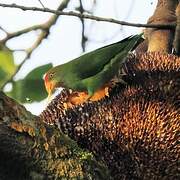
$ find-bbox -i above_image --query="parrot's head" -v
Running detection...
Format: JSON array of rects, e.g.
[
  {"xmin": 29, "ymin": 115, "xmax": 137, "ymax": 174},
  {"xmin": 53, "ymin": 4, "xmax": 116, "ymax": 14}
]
[{"xmin": 44, "ymin": 65, "xmax": 66, "ymax": 101}]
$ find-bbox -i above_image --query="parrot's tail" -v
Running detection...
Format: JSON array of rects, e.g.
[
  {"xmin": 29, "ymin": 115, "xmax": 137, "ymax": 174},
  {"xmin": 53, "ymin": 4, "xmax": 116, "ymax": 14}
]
[{"xmin": 126, "ymin": 33, "xmax": 144, "ymax": 52}]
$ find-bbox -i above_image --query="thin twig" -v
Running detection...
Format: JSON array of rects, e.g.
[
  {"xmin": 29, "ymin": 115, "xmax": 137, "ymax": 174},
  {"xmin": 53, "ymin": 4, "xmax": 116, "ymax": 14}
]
[
  {"xmin": 90, "ymin": 1, "xmax": 135, "ymax": 43},
  {"xmin": 1, "ymin": 24, "xmax": 46, "ymax": 42},
  {"xmin": 0, "ymin": 3, "xmax": 176, "ymax": 29},
  {"xmin": 1, "ymin": 0, "xmax": 70, "ymax": 42},
  {"xmin": 0, "ymin": 0, "xmax": 70, "ymax": 90},
  {"xmin": 0, "ymin": 26, "xmax": 9, "ymax": 35},
  {"xmin": 79, "ymin": 0, "xmax": 87, "ymax": 52},
  {"xmin": 38, "ymin": 0, "xmax": 45, "ymax": 8}
]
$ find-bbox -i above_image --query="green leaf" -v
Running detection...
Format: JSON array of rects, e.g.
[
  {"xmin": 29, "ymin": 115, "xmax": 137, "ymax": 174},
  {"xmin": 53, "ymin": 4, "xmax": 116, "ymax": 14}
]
[
  {"xmin": 0, "ymin": 44, "xmax": 16, "ymax": 87},
  {"xmin": 7, "ymin": 63, "xmax": 52, "ymax": 103}
]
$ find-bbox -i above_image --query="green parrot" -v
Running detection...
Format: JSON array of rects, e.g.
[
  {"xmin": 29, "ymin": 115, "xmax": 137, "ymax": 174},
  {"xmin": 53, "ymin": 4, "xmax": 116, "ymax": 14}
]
[{"xmin": 44, "ymin": 34, "xmax": 143, "ymax": 99}]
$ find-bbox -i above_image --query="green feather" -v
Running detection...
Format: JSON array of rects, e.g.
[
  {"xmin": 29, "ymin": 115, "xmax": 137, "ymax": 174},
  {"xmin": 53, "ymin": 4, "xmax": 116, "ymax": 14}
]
[{"xmin": 48, "ymin": 34, "xmax": 143, "ymax": 95}]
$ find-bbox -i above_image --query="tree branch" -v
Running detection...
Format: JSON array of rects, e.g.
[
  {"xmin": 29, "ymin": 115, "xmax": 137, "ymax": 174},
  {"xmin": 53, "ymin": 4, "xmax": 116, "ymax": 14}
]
[
  {"xmin": 1, "ymin": 24, "xmax": 46, "ymax": 43},
  {"xmin": 1, "ymin": 0, "xmax": 70, "ymax": 90},
  {"xmin": 78, "ymin": 0, "xmax": 87, "ymax": 52},
  {"xmin": 0, "ymin": 91, "xmax": 110, "ymax": 179},
  {"xmin": 1, "ymin": 0, "xmax": 70, "ymax": 43},
  {"xmin": 0, "ymin": 3, "xmax": 176, "ymax": 29}
]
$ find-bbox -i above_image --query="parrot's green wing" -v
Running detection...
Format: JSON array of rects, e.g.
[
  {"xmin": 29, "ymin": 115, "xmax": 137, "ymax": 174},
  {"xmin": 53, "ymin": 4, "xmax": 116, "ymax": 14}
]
[
  {"xmin": 52, "ymin": 34, "xmax": 143, "ymax": 93},
  {"xmin": 63, "ymin": 34, "xmax": 143, "ymax": 81},
  {"xmin": 71, "ymin": 34, "xmax": 143, "ymax": 95}
]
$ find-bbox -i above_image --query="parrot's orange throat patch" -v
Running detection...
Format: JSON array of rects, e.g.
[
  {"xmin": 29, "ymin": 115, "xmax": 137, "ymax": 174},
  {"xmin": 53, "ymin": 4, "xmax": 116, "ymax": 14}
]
[{"xmin": 44, "ymin": 74, "xmax": 55, "ymax": 95}]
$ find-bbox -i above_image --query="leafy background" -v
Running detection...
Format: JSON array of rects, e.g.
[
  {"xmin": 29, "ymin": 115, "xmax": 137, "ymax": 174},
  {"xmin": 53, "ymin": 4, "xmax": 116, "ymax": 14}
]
[{"xmin": 0, "ymin": 44, "xmax": 52, "ymax": 103}]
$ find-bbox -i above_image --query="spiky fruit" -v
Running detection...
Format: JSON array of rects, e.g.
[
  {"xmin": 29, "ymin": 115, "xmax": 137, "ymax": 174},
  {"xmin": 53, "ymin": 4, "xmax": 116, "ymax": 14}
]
[{"xmin": 40, "ymin": 52, "xmax": 180, "ymax": 179}]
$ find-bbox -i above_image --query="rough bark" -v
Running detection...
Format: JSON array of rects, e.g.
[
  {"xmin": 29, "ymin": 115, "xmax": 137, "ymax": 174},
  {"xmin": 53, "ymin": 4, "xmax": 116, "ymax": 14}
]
[
  {"xmin": 0, "ymin": 92, "xmax": 111, "ymax": 179},
  {"xmin": 145, "ymin": 0, "xmax": 178, "ymax": 52},
  {"xmin": 173, "ymin": 2, "xmax": 180, "ymax": 55}
]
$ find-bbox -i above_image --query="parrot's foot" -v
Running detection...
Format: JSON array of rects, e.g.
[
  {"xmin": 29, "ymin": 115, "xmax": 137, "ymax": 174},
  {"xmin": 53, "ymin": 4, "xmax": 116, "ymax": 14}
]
[
  {"xmin": 89, "ymin": 86, "xmax": 109, "ymax": 101},
  {"xmin": 64, "ymin": 92, "xmax": 89, "ymax": 109},
  {"xmin": 69, "ymin": 92, "xmax": 89, "ymax": 104},
  {"xmin": 63, "ymin": 87, "xmax": 110, "ymax": 109}
]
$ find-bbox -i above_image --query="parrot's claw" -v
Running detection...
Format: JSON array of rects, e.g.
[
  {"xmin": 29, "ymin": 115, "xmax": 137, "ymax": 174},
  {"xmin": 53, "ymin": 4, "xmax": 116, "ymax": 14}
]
[
  {"xmin": 65, "ymin": 91, "xmax": 89, "ymax": 109},
  {"xmin": 105, "ymin": 87, "xmax": 109, "ymax": 97}
]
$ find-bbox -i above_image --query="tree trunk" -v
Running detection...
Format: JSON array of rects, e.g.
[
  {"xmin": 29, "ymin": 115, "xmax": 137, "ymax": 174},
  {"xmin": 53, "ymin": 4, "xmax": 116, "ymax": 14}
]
[{"xmin": 145, "ymin": 0, "xmax": 178, "ymax": 52}]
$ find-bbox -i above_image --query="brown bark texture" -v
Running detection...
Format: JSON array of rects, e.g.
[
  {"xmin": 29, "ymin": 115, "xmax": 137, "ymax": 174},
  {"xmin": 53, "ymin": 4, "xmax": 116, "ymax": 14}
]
[{"xmin": 145, "ymin": 0, "xmax": 178, "ymax": 52}]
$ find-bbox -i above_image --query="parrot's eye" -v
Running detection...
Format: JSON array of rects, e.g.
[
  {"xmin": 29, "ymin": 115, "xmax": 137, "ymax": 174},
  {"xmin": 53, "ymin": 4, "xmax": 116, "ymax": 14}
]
[{"xmin": 49, "ymin": 72, "xmax": 54, "ymax": 79}]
